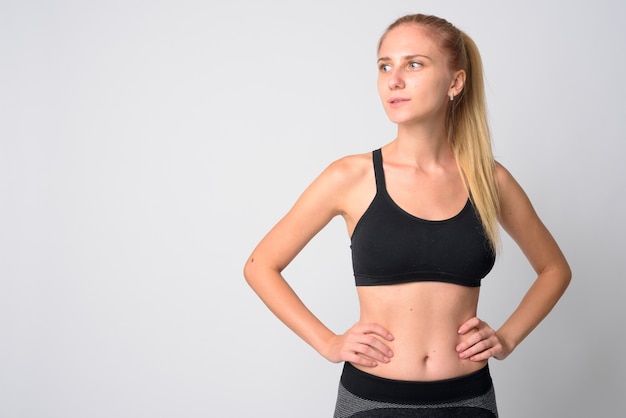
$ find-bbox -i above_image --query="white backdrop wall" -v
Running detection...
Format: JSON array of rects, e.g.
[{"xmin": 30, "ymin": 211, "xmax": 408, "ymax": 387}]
[{"xmin": 1, "ymin": 1, "xmax": 624, "ymax": 417}]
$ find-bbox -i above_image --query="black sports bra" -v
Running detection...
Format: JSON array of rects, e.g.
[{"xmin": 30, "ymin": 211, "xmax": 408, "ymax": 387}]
[{"xmin": 350, "ymin": 149, "xmax": 495, "ymax": 287}]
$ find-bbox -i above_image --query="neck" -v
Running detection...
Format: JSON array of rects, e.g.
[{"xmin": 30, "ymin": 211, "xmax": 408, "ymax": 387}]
[{"xmin": 388, "ymin": 122, "xmax": 453, "ymax": 168}]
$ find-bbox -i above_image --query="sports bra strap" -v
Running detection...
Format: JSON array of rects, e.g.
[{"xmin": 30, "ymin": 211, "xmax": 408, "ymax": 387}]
[{"xmin": 372, "ymin": 149, "xmax": 386, "ymax": 193}]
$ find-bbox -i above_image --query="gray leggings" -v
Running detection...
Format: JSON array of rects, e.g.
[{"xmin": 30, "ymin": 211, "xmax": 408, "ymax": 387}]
[{"xmin": 334, "ymin": 362, "xmax": 498, "ymax": 418}]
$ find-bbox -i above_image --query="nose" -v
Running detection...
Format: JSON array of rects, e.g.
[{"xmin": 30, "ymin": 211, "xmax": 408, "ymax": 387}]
[{"xmin": 387, "ymin": 68, "xmax": 405, "ymax": 90}]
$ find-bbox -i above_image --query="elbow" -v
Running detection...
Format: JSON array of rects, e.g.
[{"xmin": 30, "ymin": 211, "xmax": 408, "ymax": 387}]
[
  {"xmin": 243, "ymin": 254, "xmax": 270, "ymax": 289},
  {"xmin": 243, "ymin": 252, "xmax": 285, "ymax": 291},
  {"xmin": 557, "ymin": 260, "xmax": 572, "ymax": 294},
  {"xmin": 563, "ymin": 262, "xmax": 573, "ymax": 288},
  {"xmin": 243, "ymin": 256, "xmax": 255, "ymax": 286},
  {"xmin": 538, "ymin": 258, "xmax": 572, "ymax": 296}
]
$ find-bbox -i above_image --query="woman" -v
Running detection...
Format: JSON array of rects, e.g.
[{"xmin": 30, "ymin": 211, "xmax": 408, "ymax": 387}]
[{"xmin": 244, "ymin": 13, "xmax": 571, "ymax": 417}]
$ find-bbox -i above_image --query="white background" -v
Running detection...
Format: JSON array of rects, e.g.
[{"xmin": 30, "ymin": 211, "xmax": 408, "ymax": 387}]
[{"xmin": 1, "ymin": 0, "xmax": 625, "ymax": 416}]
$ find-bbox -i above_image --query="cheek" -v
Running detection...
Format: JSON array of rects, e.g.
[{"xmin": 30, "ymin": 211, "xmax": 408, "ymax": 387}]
[
  {"xmin": 434, "ymin": 76, "xmax": 453, "ymax": 99},
  {"xmin": 414, "ymin": 81, "xmax": 451, "ymax": 111}
]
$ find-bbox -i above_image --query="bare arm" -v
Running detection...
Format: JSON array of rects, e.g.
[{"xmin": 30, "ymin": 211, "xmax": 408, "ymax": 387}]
[
  {"xmin": 243, "ymin": 157, "xmax": 394, "ymax": 367},
  {"xmin": 457, "ymin": 163, "xmax": 572, "ymax": 360}
]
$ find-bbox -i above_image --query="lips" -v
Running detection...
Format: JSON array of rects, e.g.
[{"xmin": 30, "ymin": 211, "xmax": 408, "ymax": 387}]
[
  {"xmin": 388, "ymin": 97, "xmax": 409, "ymax": 103},
  {"xmin": 388, "ymin": 97, "xmax": 410, "ymax": 107}
]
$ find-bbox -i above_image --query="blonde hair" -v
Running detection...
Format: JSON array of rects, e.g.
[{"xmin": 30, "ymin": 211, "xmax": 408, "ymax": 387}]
[{"xmin": 380, "ymin": 14, "xmax": 500, "ymax": 251}]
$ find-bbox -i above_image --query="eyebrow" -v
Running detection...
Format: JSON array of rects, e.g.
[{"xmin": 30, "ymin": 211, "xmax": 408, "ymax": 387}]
[{"xmin": 377, "ymin": 54, "xmax": 432, "ymax": 63}]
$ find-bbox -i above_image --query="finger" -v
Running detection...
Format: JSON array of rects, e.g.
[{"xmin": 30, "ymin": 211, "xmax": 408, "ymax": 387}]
[
  {"xmin": 341, "ymin": 340, "xmax": 390, "ymax": 367},
  {"xmin": 457, "ymin": 317, "xmax": 481, "ymax": 334},
  {"xmin": 468, "ymin": 337, "xmax": 503, "ymax": 361},
  {"xmin": 456, "ymin": 329, "xmax": 484, "ymax": 353},
  {"xmin": 458, "ymin": 338, "xmax": 490, "ymax": 359},
  {"xmin": 349, "ymin": 353, "xmax": 380, "ymax": 368},
  {"xmin": 340, "ymin": 349, "xmax": 379, "ymax": 367},
  {"xmin": 359, "ymin": 323, "xmax": 395, "ymax": 341},
  {"xmin": 353, "ymin": 335, "xmax": 393, "ymax": 360},
  {"xmin": 366, "ymin": 334, "xmax": 394, "ymax": 358},
  {"xmin": 456, "ymin": 328, "xmax": 492, "ymax": 352},
  {"xmin": 468, "ymin": 350, "xmax": 494, "ymax": 362},
  {"xmin": 459, "ymin": 333, "xmax": 502, "ymax": 360}
]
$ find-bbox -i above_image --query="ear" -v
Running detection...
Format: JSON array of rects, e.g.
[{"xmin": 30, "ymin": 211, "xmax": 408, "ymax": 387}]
[{"xmin": 449, "ymin": 69, "xmax": 466, "ymax": 96}]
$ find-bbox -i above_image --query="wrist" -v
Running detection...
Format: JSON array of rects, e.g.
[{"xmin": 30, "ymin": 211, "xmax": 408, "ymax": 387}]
[
  {"xmin": 319, "ymin": 332, "xmax": 342, "ymax": 363},
  {"xmin": 312, "ymin": 330, "xmax": 338, "ymax": 360},
  {"xmin": 496, "ymin": 329, "xmax": 517, "ymax": 358}
]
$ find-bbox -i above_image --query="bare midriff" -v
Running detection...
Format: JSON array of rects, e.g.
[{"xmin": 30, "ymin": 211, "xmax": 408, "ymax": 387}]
[{"xmin": 354, "ymin": 281, "xmax": 487, "ymax": 382}]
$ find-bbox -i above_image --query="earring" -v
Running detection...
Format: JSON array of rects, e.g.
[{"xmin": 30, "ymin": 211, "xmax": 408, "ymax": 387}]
[{"xmin": 449, "ymin": 93, "xmax": 454, "ymax": 101}]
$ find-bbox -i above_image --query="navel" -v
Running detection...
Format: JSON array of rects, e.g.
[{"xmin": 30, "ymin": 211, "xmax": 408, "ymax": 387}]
[{"xmin": 422, "ymin": 349, "xmax": 436, "ymax": 364}]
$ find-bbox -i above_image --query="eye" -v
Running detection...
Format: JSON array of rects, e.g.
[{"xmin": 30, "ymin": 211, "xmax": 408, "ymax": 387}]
[
  {"xmin": 408, "ymin": 61, "xmax": 422, "ymax": 69},
  {"xmin": 379, "ymin": 63, "xmax": 391, "ymax": 72}
]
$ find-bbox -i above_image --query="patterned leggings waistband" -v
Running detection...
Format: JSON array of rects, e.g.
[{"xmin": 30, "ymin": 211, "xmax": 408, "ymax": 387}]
[{"xmin": 334, "ymin": 363, "xmax": 498, "ymax": 418}]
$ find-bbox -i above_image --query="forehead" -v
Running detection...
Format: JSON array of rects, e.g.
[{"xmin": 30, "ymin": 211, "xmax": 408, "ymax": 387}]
[{"xmin": 378, "ymin": 24, "xmax": 444, "ymax": 60}]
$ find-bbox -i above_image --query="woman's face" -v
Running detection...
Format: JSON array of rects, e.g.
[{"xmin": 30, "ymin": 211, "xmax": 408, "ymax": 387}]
[{"xmin": 377, "ymin": 24, "xmax": 461, "ymax": 127}]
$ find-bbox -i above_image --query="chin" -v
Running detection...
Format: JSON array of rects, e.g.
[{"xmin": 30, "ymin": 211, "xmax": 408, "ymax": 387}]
[
  {"xmin": 386, "ymin": 114, "xmax": 417, "ymax": 125},
  {"xmin": 385, "ymin": 109, "xmax": 441, "ymax": 126}
]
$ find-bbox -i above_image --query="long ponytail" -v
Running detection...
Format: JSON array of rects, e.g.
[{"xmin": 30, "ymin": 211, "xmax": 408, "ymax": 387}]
[{"xmin": 449, "ymin": 32, "xmax": 500, "ymax": 252}]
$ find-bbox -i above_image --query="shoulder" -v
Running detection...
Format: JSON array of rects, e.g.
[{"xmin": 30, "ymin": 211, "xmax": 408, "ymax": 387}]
[
  {"xmin": 325, "ymin": 151, "xmax": 372, "ymax": 177},
  {"xmin": 494, "ymin": 161, "xmax": 537, "ymax": 227},
  {"xmin": 291, "ymin": 151, "xmax": 373, "ymax": 213},
  {"xmin": 304, "ymin": 151, "xmax": 375, "ymax": 217},
  {"xmin": 494, "ymin": 161, "xmax": 525, "ymax": 201},
  {"xmin": 317, "ymin": 151, "xmax": 373, "ymax": 189},
  {"xmin": 494, "ymin": 161, "xmax": 515, "ymax": 186}
]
